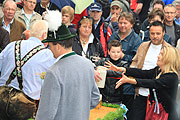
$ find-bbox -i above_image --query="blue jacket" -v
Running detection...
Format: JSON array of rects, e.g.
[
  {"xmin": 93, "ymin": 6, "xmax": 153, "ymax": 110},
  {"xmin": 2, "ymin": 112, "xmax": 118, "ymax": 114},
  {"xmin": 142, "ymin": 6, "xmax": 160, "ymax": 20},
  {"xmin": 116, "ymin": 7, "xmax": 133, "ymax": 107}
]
[
  {"xmin": 174, "ymin": 18, "xmax": 180, "ymax": 26},
  {"xmin": 140, "ymin": 30, "xmax": 172, "ymax": 45},
  {"xmin": 68, "ymin": 24, "xmax": 76, "ymax": 34},
  {"xmin": 109, "ymin": 29, "xmax": 142, "ymax": 64}
]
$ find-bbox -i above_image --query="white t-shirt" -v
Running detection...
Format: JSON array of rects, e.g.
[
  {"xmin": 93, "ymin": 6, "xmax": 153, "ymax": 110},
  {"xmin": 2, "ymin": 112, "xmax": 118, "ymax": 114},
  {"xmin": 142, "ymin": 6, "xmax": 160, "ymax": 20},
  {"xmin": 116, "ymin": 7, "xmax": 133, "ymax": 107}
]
[{"xmin": 139, "ymin": 43, "xmax": 162, "ymax": 96}]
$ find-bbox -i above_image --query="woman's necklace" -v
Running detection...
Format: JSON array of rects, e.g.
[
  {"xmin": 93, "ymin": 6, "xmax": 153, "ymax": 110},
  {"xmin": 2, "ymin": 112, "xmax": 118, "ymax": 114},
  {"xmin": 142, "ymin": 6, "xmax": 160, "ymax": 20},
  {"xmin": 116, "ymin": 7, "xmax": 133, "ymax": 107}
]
[
  {"xmin": 81, "ymin": 40, "xmax": 87, "ymax": 44},
  {"xmin": 80, "ymin": 39, "xmax": 88, "ymax": 45}
]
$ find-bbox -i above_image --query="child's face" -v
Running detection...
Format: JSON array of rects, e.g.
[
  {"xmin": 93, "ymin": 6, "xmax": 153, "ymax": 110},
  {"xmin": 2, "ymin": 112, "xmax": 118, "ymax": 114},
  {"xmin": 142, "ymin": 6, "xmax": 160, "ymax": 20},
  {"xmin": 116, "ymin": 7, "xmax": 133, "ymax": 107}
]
[
  {"xmin": 108, "ymin": 46, "xmax": 122, "ymax": 61},
  {"xmin": 62, "ymin": 13, "xmax": 71, "ymax": 25}
]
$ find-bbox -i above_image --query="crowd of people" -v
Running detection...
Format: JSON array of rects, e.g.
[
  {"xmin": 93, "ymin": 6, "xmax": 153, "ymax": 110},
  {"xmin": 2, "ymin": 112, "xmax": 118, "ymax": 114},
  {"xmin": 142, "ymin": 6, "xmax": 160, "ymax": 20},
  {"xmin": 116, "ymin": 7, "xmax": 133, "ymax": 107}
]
[{"xmin": 0, "ymin": 0, "xmax": 180, "ymax": 120}]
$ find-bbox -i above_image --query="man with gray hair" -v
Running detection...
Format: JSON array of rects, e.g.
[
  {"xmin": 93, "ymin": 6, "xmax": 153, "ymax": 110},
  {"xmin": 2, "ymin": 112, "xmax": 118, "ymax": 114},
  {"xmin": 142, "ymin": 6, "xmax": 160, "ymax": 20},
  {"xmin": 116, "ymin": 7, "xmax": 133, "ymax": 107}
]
[
  {"xmin": 0, "ymin": 20, "xmax": 55, "ymax": 120},
  {"xmin": 0, "ymin": 0, "xmax": 26, "ymax": 42},
  {"xmin": 164, "ymin": 4, "xmax": 180, "ymax": 46},
  {"xmin": 106, "ymin": 0, "xmax": 130, "ymax": 31}
]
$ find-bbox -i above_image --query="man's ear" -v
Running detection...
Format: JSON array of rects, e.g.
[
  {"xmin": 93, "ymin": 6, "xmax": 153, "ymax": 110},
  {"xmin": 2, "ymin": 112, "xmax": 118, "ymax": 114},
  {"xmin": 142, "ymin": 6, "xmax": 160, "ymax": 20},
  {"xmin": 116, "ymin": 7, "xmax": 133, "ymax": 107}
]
[
  {"xmin": 57, "ymin": 43, "xmax": 62, "ymax": 50},
  {"xmin": 175, "ymin": 11, "xmax": 178, "ymax": 16},
  {"xmin": 88, "ymin": 10, "xmax": 91, "ymax": 16},
  {"xmin": 100, "ymin": 11, "xmax": 103, "ymax": 15},
  {"xmin": 162, "ymin": 30, "xmax": 165, "ymax": 36},
  {"xmin": 2, "ymin": 7, "xmax": 4, "ymax": 12},
  {"xmin": 120, "ymin": 8, "xmax": 122, "ymax": 13},
  {"xmin": 42, "ymin": 32, "xmax": 47, "ymax": 40}
]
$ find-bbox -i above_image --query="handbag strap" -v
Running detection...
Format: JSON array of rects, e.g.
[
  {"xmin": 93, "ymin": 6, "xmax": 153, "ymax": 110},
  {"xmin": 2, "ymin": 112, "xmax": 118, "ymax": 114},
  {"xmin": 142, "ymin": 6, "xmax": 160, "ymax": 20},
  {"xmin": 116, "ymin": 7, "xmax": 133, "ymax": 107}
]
[
  {"xmin": 6, "ymin": 40, "xmax": 45, "ymax": 90},
  {"xmin": 152, "ymin": 89, "xmax": 160, "ymax": 114}
]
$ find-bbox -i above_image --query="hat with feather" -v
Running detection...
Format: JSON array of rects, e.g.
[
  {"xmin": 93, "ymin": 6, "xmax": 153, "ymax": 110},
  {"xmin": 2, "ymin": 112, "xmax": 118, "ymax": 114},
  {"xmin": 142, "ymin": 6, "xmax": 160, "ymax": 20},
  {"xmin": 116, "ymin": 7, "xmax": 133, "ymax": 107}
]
[{"xmin": 42, "ymin": 10, "xmax": 76, "ymax": 43}]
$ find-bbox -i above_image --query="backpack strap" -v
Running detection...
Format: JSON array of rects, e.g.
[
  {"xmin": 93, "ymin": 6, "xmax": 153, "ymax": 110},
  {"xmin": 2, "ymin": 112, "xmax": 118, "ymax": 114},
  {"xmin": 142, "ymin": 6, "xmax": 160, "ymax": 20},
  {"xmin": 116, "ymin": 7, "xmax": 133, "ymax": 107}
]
[
  {"xmin": 6, "ymin": 40, "xmax": 45, "ymax": 90},
  {"xmin": 103, "ymin": 22, "xmax": 109, "ymax": 43},
  {"xmin": 100, "ymin": 22, "xmax": 112, "ymax": 57}
]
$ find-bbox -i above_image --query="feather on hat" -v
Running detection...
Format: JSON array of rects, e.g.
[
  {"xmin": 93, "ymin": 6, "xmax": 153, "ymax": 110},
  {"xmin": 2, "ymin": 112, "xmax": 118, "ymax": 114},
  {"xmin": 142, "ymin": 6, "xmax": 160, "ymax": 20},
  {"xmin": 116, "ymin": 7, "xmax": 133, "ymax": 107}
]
[
  {"xmin": 44, "ymin": 10, "xmax": 62, "ymax": 32},
  {"xmin": 42, "ymin": 10, "xmax": 76, "ymax": 43}
]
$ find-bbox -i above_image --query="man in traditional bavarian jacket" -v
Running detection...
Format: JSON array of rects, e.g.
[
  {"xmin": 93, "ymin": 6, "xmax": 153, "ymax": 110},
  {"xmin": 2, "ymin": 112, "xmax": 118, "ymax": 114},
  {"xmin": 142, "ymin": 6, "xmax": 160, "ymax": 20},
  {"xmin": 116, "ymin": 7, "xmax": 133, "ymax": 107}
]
[{"xmin": 36, "ymin": 24, "xmax": 100, "ymax": 120}]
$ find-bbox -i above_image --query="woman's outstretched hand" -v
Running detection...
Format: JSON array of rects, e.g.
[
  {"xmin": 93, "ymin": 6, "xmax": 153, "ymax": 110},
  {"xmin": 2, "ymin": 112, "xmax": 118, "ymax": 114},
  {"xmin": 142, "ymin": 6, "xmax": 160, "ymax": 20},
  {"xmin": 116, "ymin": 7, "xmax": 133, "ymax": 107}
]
[
  {"xmin": 104, "ymin": 60, "xmax": 120, "ymax": 71},
  {"xmin": 104, "ymin": 60, "xmax": 125, "ymax": 73},
  {"xmin": 115, "ymin": 72, "xmax": 128, "ymax": 89},
  {"xmin": 115, "ymin": 73, "xmax": 137, "ymax": 89}
]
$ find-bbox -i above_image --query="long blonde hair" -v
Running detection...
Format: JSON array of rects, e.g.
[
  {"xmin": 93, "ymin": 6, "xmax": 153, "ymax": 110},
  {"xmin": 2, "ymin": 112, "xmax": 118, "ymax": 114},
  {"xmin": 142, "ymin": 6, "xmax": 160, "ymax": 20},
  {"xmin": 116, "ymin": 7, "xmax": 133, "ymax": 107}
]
[{"xmin": 160, "ymin": 45, "xmax": 180, "ymax": 75}]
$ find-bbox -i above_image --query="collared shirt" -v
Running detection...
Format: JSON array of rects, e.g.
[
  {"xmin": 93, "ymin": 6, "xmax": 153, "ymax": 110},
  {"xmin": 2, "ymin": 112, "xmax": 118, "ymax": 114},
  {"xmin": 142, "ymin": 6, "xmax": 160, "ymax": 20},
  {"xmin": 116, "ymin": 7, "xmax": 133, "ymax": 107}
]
[
  {"xmin": 2, "ymin": 18, "xmax": 14, "ymax": 33},
  {"xmin": 95, "ymin": 19, "xmax": 101, "ymax": 29},
  {"xmin": 54, "ymin": 51, "xmax": 73, "ymax": 63},
  {"xmin": 21, "ymin": 9, "xmax": 35, "ymax": 29},
  {"xmin": 82, "ymin": 33, "xmax": 94, "ymax": 57},
  {"xmin": 0, "ymin": 37, "xmax": 55, "ymax": 100},
  {"xmin": 174, "ymin": 17, "xmax": 180, "ymax": 26}
]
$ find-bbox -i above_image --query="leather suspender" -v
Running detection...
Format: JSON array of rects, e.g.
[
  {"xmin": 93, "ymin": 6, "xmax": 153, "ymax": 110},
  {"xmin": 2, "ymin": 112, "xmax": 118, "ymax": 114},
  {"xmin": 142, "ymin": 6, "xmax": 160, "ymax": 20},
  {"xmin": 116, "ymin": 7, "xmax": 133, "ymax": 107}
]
[{"xmin": 6, "ymin": 40, "xmax": 45, "ymax": 90}]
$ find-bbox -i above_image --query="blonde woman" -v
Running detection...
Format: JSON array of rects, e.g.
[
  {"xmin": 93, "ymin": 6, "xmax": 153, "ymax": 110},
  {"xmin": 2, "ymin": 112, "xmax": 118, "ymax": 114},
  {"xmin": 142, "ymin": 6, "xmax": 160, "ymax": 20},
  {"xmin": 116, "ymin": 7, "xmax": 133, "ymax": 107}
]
[
  {"xmin": 72, "ymin": 16, "xmax": 104, "ymax": 62},
  {"xmin": 105, "ymin": 45, "xmax": 180, "ymax": 120}
]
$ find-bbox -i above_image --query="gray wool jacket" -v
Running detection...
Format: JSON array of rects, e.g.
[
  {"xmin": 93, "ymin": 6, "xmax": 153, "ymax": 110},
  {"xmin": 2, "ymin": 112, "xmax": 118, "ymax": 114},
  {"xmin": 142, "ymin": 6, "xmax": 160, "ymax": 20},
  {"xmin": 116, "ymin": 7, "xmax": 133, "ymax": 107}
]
[{"xmin": 36, "ymin": 53, "xmax": 100, "ymax": 120}]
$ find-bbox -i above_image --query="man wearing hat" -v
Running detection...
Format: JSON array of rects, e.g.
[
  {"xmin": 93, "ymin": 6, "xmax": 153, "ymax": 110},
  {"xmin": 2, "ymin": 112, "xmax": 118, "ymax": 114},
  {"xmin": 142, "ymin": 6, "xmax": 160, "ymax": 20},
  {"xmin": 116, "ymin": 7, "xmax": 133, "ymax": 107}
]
[
  {"xmin": 36, "ymin": 24, "xmax": 100, "ymax": 120},
  {"xmin": 106, "ymin": 0, "xmax": 130, "ymax": 31},
  {"xmin": 89, "ymin": 2, "xmax": 112, "ymax": 57}
]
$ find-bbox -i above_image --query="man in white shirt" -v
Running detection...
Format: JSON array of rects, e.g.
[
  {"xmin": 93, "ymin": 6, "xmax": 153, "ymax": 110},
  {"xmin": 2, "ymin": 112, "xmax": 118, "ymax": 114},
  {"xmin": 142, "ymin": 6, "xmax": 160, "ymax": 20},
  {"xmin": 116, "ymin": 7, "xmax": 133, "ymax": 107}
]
[
  {"xmin": 130, "ymin": 21, "xmax": 170, "ymax": 120},
  {"xmin": 0, "ymin": 20, "xmax": 55, "ymax": 120}
]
